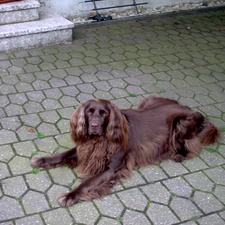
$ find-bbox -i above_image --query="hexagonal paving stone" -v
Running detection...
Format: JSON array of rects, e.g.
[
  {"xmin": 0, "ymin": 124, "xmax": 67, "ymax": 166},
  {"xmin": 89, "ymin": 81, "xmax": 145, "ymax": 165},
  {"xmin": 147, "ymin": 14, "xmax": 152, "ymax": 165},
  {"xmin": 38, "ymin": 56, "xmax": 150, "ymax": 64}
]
[
  {"xmin": 163, "ymin": 177, "xmax": 192, "ymax": 198},
  {"xmin": 98, "ymin": 217, "xmax": 121, "ymax": 225},
  {"xmin": 24, "ymin": 102, "xmax": 44, "ymax": 113},
  {"xmin": 55, "ymin": 133, "xmax": 74, "ymax": 148},
  {"xmin": 199, "ymin": 105, "xmax": 222, "ymax": 117},
  {"xmin": 0, "ymin": 59, "xmax": 11, "ymax": 69},
  {"xmin": 181, "ymin": 156, "xmax": 208, "ymax": 172},
  {"xmin": 2, "ymin": 176, "xmax": 27, "ymax": 197},
  {"xmin": 139, "ymin": 164, "xmax": 167, "ymax": 182},
  {"xmin": 160, "ymin": 160, "xmax": 188, "ymax": 177},
  {"xmin": 15, "ymin": 214, "xmax": 44, "ymax": 225},
  {"xmin": 9, "ymin": 156, "xmax": 31, "ymax": 175},
  {"xmin": 179, "ymin": 97, "xmax": 200, "ymax": 108},
  {"xmin": 92, "ymin": 81, "xmax": 111, "ymax": 91},
  {"xmin": 60, "ymin": 86, "xmax": 79, "ymax": 96},
  {"xmin": 0, "ymin": 95, "xmax": 9, "ymax": 108},
  {"xmin": 117, "ymin": 188, "xmax": 148, "ymax": 211},
  {"xmin": 214, "ymin": 185, "xmax": 225, "ymax": 205},
  {"xmin": 94, "ymin": 195, "xmax": 124, "ymax": 218},
  {"xmin": 76, "ymin": 83, "xmax": 96, "ymax": 94},
  {"xmin": 39, "ymin": 111, "xmax": 60, "ymax": 124},
  {"xmin": 49, "ymin": 167, "xmax": 75, "ymax": 186},
  {"xmin": 0, "ymin": 196, "xmax": 24, "ymax": 221},
  {"xmin": 42, "ymin": 208, "xmax": 73, "ymax": 225},
  {"xmin": 95, "ymin": 63, "xmax": 112, "ymax": 72},
  {"xmin": 39, "ymin": 61, "xmax": 56, "ymax": 70},
  {"xmin": 80, "ymin": 73, "xmax": 98, "ymax": 83},
  {"xmin": 194, "ymin": 94, "xmax": 216, "ymax": 106},
  {"xmin": 0, "ymin": 162, "xmax": 10, "ymax": 179},
  {"xmin": 0, "ymin": 84, "xmax": 16, "ymax": 95},
  {"xmin": 110, "ymin": 88, "xmax": 128, "ymax": 98},
  {"xmin": 9, "ymin": 65, "xmax": 25, "ymax": 74},
  {"xmin": 122, "ymin": 209, "xmax": 150, "ymax": 225},
  {"xmin": 110, "ymin": 69, "xmax": 128, "ymax": 78},
  {"xmin": 26, "ymin": 91, "xmax": 45, "ymax": 102},
  {"xmin": 119, "ymin": 171, "xmax": 145, "ymax": 189},
  {"xmin": 14, "ymin": 140, "xmax": 36, "ymax": 157},
  {"xmin": 170, "ymin": 196, "xmax": 202, "ymax": 221},
  {"xmin": 26, "ymin": 171, "xmax": 52, "ymax": 192},
  {"xmin": 111, "ymin": 98, "xmax": 132, "ymax": 109},
  {"xmin": 141, "ymin": 182, "xmax": 171, "ymax": 205},
  {"xmin": 198, "ymin": 214, "xmax": 225, "ymax": 225},
  {"xmin": 185, "ymin": 171, "xmax": 215, "ymax": 192},
  {"xmin": 22, "ymin": 191, "xmax": 50, "ymax": 214},
  {"xmin": 8, "ymin": 93, "xmax": 27, "ymax": 105},
  {"xmin": 44, "ymin": 88, "xmax": 63, "ymax": 99},
  {"xmin": 56, "ymin": 119, "xmax": 70, "ymax": 133},
  {"xmin": 0, "ymin": 129, "xmax": 18, "ymax": 144},
  {"xmin": 126, "ymin": 85, "xmax": 145, "ymax": 95},
  {"xmin": 76, "ymin": 93, "xmax": 96, "ymax": 103},
  {"xmin": 194, "ymin": 191, "xmax": 223, "ymax": 214},
  {"xmin": 16, "ymin": 126, "xmax": 37, "ymax": 141},
  {"xmin": 16, "ymin": 82, "xmax": 34, "ymax": 92},
  {"xmin": 171, "ymin": 78, "xmax": 190, "ymax": 89},
  {"xmin": 5, "ymin": 104, "xmax": 25, "ymax": 116},
  {"xmin": 94, "ymin": 90, "xmax": 114, "ymax": 99},
  {"xmin": 49, "ymin": 68, "xmax": 68, "ymax": 78},
  {"xmin": 1, "ymin": 116, "xmax": 21, "ymax": 131},
  {"xmin": 49, "ymin": 77, "xmax": 67, "ymax": 88},
  {"xmin": 199, "ymin": 150, "xmax": 225, "ymax": 167},
  {"xmin": 20, "ymin": 113, "xmax": 41, "ymax": 127},
  {"xmin": 26, "ymin": 56, "xmax": 42, "ymax": 65},
  {"xmin": 65, "ymin": 75, "xmax": 83, "ymax": 86},
  {"xmin": 34, "ymin": 137, "xmax": 58, "ymax": 153},
  {"xmin": 0, "ymin": 145, "xmax": 15, "ymax": 162},
  {"xmin": 37, "ymin": 123, "xmax": 59, "ymax": 137},
  {"xmin": 108, "ymin": 78, "xmax": 127, "ymax": 88},
  {"xmin": 57, "ymin": 107, "xmax": 75, "ymax": 119},
  {"xmin": 69, "ymin": 201, "xmax": 99, "ymax": 224},
  {"xmin": 204, "ymin": 167, "xmax": 225, "ymax": 185},
  {"xmin": 60, "ymin": 96, "xmax": 78, "ymax": 107},
  {"xmin": 69, "ymin": 58, "xmax": 85, "ymax": 67},
  {"xmin": 147, "ymin": 203, "xmax": 179, "ymax": 225},
  {"xmin": 34, "ymin": 71, "xmax": 52, "ymax": 81}
]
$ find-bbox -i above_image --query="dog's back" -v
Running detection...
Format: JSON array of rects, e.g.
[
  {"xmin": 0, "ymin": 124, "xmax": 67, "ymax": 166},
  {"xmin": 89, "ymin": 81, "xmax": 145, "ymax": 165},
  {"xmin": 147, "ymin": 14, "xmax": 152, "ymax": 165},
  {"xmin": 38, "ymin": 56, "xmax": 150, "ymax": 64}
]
[{"xmin": 121, "ymin": 96, "xmax": 220, "ymax": 168}]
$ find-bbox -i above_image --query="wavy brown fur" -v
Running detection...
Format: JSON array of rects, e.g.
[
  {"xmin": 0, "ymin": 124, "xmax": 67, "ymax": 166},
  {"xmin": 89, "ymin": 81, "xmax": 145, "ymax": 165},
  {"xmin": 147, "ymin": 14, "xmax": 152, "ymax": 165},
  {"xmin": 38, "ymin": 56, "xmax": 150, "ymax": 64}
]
[{"xmin": 31, "ymin": 96, "xmax": 220, "ymax": 207}]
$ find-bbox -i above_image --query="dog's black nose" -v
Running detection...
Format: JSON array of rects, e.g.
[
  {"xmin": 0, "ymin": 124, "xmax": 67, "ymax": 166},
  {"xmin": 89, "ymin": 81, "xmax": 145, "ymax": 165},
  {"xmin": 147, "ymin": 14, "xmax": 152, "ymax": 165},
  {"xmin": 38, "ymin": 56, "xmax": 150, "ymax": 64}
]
[{"xmin": 91, "ymin": 123, "xmax": 98, "ymax": 128}]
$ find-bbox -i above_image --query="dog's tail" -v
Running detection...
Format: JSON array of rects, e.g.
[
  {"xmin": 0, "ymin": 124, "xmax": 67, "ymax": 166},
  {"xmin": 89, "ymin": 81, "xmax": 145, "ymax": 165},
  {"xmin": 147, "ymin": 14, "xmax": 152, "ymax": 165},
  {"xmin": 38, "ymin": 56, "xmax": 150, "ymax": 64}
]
[{"xmin": 197, "ymin": 118, "xmax": 220, "ymax": 146}]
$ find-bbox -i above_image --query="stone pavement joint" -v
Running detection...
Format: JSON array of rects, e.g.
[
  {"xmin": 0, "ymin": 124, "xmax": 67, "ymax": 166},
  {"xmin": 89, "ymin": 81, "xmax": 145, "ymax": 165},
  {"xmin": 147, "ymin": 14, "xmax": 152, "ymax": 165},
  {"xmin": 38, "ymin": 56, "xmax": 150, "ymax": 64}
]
[{"xmin": 0, "ymin": 9, "xmax": 225, "ymax": 225}]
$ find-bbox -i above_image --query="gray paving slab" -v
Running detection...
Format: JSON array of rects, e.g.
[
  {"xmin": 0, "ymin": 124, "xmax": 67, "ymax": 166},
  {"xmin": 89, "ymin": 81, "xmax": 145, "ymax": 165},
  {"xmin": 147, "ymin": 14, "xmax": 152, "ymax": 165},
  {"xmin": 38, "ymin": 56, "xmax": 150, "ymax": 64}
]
[{"xmin": 0, "ymin": 8, "xmax": 225, "ymax": 225}]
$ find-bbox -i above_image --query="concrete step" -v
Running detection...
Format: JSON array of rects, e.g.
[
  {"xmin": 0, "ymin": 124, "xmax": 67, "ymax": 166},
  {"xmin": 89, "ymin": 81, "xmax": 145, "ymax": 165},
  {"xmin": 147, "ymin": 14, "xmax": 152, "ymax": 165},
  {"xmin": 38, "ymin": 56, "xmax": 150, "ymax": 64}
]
[
  {"xmin": 0, "ymin": 0, "xmax": 40, "ymax": 25},
  {"xmin": 0, "ymin": 7, "xmax": 74, "ymax": 52}
]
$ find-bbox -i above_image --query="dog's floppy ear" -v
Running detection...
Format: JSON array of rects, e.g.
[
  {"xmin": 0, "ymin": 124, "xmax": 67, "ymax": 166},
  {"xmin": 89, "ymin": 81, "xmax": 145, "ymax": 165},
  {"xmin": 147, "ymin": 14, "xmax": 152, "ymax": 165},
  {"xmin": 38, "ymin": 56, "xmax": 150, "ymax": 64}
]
[
  {"xmin": 70, "ymin": 102, "xmax": 87, "ymax": 143},
  {"xmin": 106, "ymin": 102, "xmax": 129, "ymax": 149}
]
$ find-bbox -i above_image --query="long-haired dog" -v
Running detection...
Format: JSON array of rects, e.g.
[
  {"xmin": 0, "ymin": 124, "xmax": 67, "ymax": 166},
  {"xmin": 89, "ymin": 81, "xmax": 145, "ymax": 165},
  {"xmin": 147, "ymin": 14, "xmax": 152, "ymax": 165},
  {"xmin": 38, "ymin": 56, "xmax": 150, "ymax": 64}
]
[{"xmin": 31, "ymin": 96, "xmax": 220, "ymax": 206}]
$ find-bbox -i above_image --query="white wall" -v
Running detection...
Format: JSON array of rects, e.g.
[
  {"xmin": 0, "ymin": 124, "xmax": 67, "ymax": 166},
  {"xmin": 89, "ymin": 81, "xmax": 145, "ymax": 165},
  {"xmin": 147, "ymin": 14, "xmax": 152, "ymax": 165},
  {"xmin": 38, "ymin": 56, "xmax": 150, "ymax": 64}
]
[{"xmin": 41, "ymin": 0, "xmax": 215, "ymax": 18}]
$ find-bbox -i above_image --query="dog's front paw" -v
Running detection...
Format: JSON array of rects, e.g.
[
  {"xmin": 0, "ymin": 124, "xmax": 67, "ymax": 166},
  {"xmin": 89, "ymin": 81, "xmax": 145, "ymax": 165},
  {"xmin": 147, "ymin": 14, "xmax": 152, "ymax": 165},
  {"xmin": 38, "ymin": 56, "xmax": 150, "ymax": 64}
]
[
  {"xmin": 57, "ymin": 192, "xmax": 80, "ymax": 207},
  {"xmin": 30, "ymin": 156, "xmax": 48, "ymax": 168},
  {"xmin": 171, "ymin": 154, "xmax": 185, "ymax": 162}
]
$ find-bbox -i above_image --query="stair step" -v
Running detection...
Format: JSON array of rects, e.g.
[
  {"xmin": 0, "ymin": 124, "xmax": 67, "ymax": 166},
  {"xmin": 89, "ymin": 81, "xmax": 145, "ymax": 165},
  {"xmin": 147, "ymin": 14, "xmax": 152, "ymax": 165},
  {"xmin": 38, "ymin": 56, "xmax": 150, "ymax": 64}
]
[
  {"xmin": 0, "ymin": 7, "xmax": 74, "ymax": 52},
  {"xmin": 0, "ymin": 0, "xmax": 40, "ymax": 25}
]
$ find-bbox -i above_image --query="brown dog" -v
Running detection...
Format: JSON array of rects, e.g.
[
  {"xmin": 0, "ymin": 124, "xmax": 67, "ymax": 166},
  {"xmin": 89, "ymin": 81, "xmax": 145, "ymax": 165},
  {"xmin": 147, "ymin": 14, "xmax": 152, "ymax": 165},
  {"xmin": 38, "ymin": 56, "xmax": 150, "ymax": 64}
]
[{"xmin": 31, "ymin": 96, "xmax": 220, "ymax": 206}]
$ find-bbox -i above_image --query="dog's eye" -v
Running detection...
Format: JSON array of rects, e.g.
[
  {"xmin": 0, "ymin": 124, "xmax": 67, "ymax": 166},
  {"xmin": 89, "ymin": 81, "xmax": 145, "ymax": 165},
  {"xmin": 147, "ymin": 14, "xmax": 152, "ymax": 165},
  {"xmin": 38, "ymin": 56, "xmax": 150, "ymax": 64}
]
[
  {"xmin": 87, "ymin": 108, "xmax": 94, "ymax": 114},
  {"xmin": 99, "ymin": 110, "xmax": 107, "ymax": 117}
]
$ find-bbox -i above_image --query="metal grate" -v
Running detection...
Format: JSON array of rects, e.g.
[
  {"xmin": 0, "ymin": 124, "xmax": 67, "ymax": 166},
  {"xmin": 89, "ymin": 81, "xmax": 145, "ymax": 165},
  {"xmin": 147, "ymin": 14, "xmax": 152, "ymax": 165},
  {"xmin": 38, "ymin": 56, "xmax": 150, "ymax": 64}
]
[{"xmin": 79, "ymin": 0, "xmax": 148, "ymax": 22}]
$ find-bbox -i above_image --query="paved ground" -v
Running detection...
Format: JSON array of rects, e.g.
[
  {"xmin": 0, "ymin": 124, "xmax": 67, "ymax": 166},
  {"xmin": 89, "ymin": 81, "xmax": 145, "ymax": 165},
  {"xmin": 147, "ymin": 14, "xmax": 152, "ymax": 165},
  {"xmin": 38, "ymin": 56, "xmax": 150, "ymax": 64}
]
[{"xmin": 0, "ymin": 9, "xmax": 225, "ymax": 225}]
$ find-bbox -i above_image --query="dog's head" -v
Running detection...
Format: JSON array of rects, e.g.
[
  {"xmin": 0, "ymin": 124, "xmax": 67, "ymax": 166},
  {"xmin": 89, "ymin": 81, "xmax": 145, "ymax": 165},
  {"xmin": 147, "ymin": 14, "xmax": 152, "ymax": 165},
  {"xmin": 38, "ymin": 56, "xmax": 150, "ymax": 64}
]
[{"xmin": 70, "ymin": 99, "xmax": 129, "ymax": 146}]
